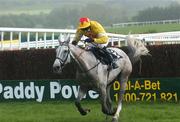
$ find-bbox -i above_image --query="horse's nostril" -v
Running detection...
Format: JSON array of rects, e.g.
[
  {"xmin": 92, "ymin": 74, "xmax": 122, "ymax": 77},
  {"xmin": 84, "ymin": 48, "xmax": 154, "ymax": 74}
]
[
  {"xmin": 55, "ymin": 66, "xmax": 60, "ymax": 71},
  {"xmin": 53, "ymin": 66, "xmax": 60, "ymax": 72}
]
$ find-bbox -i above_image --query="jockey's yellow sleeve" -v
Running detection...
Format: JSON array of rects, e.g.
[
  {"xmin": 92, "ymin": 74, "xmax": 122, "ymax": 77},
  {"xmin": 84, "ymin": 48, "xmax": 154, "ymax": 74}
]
[{"xmin": 73, "ymin": 21, "xmax": 108, "ymax": 44}]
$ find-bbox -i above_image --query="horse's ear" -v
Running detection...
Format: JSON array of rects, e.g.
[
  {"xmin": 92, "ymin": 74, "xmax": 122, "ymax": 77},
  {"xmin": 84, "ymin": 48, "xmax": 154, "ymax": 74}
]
[
  {"xmin": 58, "ymin": 34, "xmax": 70, "ymax": 45},
  {"xmin": 64, "ymin": 34, "xmax": 71, "ymax": 44},
  {"xmin": 126, "ymin": 32, "xmax": 132, "ymax": 39},
  {"xmin": 58, "ymin": 35, "xmax": 64, "ymax": 45}
]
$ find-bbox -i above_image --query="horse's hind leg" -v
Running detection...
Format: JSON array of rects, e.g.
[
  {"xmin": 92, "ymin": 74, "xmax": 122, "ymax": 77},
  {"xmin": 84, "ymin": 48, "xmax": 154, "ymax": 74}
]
[
  {"xmin": 112, "ymin": 75, "xmax": 128, "ymax": 122},
  {"xmin": 75, "ymin": 85, "xmax": 90, "ymax": 116}
]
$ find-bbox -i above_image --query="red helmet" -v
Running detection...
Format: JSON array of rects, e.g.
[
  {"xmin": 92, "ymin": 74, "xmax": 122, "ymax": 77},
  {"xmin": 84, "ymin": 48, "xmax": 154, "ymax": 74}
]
[{"xmin": 78, "ymin": 17, "xmax": 91, "ymax": 29}]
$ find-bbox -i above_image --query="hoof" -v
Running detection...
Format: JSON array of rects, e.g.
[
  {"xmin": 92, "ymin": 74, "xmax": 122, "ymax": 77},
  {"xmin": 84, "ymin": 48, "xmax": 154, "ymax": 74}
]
[
  {"xmin": 102, "ymin": 108, "xmax": 116, "ymax": 116},
  {"xmin": 109, "ymin": 108, "xmax": 116, "ymax": 116},
  {"xmin": 84, "ymin": 108, "xmax": 91, "ymax": 114},
  {"xmin": 112, "ymin": 117, "xmax": 118, "ymax": 122},
  {"xmin": 80, "ymin": 108, "xmax": 90, "ymax": 116}
]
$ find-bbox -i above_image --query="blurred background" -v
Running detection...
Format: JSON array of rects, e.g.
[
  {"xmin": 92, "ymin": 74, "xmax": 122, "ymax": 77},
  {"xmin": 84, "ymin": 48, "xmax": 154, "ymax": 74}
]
[{"xmin": 0, "ymin": 0, "xmax": 180, "ymax": 28}]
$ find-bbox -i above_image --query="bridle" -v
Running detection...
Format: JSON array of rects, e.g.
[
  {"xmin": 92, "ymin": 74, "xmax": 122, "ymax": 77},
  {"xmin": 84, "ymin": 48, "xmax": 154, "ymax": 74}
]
[{"xmin": 56, "ymin": 43, "xmax": 70, "ymax": 68}]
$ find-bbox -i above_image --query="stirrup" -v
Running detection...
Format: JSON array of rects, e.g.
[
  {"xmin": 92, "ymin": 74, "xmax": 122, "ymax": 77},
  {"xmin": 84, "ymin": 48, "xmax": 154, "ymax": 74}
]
[
  {"xmin": 107, "ymin": 63, "xmax": 118, "ymax": 71},
  {"xmin": 107, "ymin": 65, "xmax": 112, "ymax": 71},
  {"xmin": 112, "ymin": 63, "xmax": 118, "ymax": 69}
]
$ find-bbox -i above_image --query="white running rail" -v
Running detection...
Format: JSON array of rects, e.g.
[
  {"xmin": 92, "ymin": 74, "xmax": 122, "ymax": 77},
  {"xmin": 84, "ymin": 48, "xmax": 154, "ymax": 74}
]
[
  {"xmin": 112, "ymin": 19, "xmax": 180, "ymax": 27},
  {"xmin": 134, "ymin": 31, "xmax": 180, "ymax": 45},
  {"xmin": 0, "ymin": 27, "xmax": 180, "ymax": 50},
  {"xmin": 0, "ymin": 27, "xmax": 125, "ymax": 50}
]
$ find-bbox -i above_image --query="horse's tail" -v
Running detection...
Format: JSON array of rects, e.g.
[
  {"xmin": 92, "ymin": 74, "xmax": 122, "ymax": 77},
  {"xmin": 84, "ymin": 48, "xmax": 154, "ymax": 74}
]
[{"xmin": 126, "ymin": 35, "xmax": 150, "ymax": 64}]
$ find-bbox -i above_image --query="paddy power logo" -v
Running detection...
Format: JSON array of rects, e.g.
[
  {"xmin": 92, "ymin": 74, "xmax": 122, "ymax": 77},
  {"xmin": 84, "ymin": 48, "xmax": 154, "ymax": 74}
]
[{"xmin": 0, "ymin": 82, "xmax": 99, "ymax": 102}]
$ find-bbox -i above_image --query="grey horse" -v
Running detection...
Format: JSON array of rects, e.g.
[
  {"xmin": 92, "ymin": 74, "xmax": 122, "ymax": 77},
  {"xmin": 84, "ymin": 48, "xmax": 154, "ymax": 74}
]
[{"xmin": 53, "ymin": 35, "xmax": 149, "ymax": 122}]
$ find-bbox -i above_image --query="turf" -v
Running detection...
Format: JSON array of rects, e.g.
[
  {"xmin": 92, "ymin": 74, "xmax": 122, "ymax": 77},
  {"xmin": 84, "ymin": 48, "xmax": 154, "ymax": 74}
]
[
  {"xmin": 0, "ymin": 101, "xmax": 179, "ymax": 122},
  {"xmin": 106, "ymin": 23, "xmax": 180, "ymax": 34}
]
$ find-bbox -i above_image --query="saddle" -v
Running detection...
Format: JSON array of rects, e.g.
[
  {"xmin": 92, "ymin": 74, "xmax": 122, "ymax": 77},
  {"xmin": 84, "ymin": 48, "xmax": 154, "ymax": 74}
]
[{"xmin": 90, "ymin": 47, "xmax": 122, "ymax": 65}]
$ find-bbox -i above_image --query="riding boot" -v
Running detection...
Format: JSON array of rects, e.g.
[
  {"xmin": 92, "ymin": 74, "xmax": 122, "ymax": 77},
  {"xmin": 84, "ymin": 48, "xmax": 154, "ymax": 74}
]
[{"xmin": 102, "ymin": 48, "xmax": 118, "ymax": 70}]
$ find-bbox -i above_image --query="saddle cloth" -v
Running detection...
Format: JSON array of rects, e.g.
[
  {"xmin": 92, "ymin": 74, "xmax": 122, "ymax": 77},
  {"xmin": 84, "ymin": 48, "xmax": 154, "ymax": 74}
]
[{"xmin": 90, "ymin": 48, "xmax": 122, "ymax": 65}]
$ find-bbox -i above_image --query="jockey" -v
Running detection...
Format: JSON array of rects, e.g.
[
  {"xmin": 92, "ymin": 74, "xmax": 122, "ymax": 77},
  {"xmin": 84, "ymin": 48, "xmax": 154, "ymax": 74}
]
[{"xmin": 72, "ymin": 17, "xmax": 118, "ymax": 70}]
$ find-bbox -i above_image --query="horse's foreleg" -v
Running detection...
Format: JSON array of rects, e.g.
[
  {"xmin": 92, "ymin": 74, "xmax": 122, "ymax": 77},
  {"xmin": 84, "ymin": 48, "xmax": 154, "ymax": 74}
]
[
  {"xmin": 106, "ymin": 84, "xmax": 116, "ymax": 115},
  {"xmin": 112, "ymin": 77, "xmax": 127, "ymax": 122},
  {"xmin": 75, "ymin": 86, "xmax": 90, "ymax": 116},
  {"xmin": 100, "ymin": 84, "xmax": 110, "ymax": 115}
]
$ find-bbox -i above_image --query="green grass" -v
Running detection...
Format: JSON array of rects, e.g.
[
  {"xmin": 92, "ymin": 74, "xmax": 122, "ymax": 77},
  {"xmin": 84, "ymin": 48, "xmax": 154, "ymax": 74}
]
[
  {"xmin": 0, "ymin": 101, "xmax": 179, "ymax": 122},
  {"xmin": 106, "ymin": 23, "xmax": 180, "ymax": 34}
]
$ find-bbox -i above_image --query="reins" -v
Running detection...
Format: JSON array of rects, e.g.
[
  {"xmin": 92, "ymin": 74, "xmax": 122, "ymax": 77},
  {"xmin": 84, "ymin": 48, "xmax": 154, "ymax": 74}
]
[
  {"xmin": 75, "ymin": 49, "xmax": 101, "ymax": 73},
  {"xmin": 57, "ymin": 42, "xmax": 101, "ymax": 73},
  {"xmin": 84, "ymin": 61, "xmax": 100, "ymax": 73}
]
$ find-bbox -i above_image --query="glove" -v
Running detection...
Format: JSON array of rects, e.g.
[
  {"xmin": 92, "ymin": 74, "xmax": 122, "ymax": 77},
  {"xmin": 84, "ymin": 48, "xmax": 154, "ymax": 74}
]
[
  {"xmin": 72, "ymin": 40, "xmax": 78, "ymax": 45},
  {"xmin": 84, "ymin": 38, "xmax": 93, "ymax": 43}
]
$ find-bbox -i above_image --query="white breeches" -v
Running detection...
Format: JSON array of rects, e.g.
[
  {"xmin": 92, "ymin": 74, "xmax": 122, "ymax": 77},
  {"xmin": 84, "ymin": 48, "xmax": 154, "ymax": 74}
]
[{"xmin": 85, "ymin": 41, "xmax": 109, "ymax": 50}]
